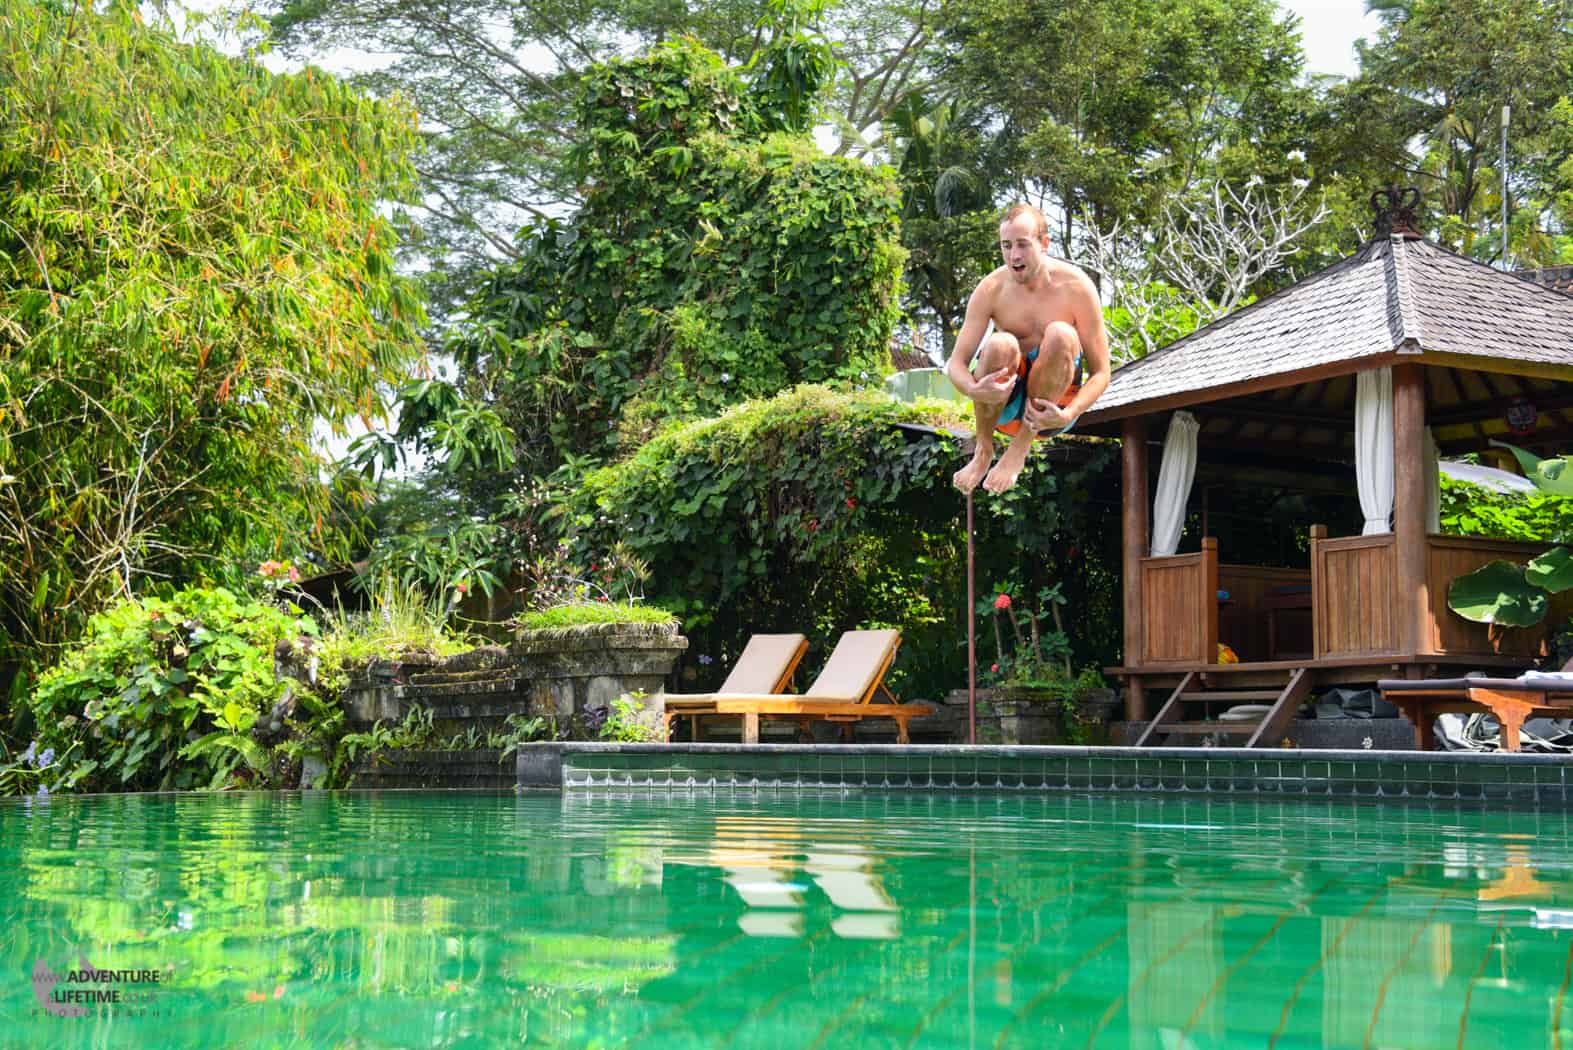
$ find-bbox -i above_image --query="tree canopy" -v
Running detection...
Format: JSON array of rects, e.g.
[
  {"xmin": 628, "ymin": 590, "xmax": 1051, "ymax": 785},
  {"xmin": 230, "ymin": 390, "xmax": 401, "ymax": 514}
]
[
  {"xmin": 268, "ymin": 0, "xmax": 930, "ymax": 311},
  {"xmin": 1347, "ymin": 0, "xmax": 1573, "ymax": 264},
  {"xmin": 14, "ymin": 0, "xmax": 1573, "ymax": 705},
  {"xmin": 0, "ymin": 1, "xmax": 426, "ymax": 669},
  {"xmin": 445, "ymin": 38, "xmax": 905, "ymax": 479}
]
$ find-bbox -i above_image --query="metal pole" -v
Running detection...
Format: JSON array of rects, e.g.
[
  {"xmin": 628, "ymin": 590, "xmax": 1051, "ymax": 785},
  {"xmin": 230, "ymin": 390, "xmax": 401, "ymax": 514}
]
[
  {"xmin": 966, "ymin": 490, "xmax": 976, "ymax": 745},
  {"xmin": 1502, "ymin": 104, "xmax": 1511, "ymax": 268}
]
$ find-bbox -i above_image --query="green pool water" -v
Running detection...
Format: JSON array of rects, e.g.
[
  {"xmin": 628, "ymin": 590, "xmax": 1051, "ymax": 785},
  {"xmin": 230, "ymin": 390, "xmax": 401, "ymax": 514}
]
[{"xmin": 5, "ymin": 789, "xmax": 1573, "ymax": 1048}]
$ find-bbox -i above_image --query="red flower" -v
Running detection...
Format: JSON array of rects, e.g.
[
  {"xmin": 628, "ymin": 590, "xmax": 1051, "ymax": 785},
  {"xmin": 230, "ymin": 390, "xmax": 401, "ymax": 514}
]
[
  {"xmin": 845, "ymin": 498, "xmax": 856, "ymax": 509},
  {"xmin": 806, "ymin": 519, "xmax": 818, "ymax": 533},
  {"xmin": 994, "ymin": 593, "xmax": 1012, "ymax": 610},
  {"xmin": 991, "ymin": 663, "xmax": 999, "ymax": 673},
  {"xmin": 455, "ymin": 582, "xmax": 469, "ymax": 595}
]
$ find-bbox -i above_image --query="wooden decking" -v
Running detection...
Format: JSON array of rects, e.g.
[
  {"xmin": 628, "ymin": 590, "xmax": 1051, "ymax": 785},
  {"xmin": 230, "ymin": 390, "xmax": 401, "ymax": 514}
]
[{"xmin": 1113, "ymin": 530, "xmax": 1563, "ymax": 735}]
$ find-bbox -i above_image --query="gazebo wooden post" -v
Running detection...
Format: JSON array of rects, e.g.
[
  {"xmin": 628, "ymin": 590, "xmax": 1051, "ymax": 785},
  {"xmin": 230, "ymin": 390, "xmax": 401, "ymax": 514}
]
[
  {"xmin": 1121, "ymin": 417, "xmax": 1149, "ymax": 721},
  {"xmin": 1393, "ymin": 363, "xmax": 1428, "ymax": 657}
]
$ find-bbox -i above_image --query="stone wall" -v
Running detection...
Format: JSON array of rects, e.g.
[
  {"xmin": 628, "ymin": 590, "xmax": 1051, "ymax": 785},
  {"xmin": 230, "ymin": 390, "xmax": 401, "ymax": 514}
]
[
  {"xmin": 342, "ymin": 621, "xmax": 687, "ymax": 738},
  {"xmin": 350, "ymin": 749, "xmax": 516, "ymax": 789}
]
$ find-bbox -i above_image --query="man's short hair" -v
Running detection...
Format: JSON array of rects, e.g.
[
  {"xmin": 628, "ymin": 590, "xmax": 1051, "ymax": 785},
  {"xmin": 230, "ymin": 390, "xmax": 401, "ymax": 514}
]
[{"xmin": 1002, "ymin": 203, "xmax": 1049, "ymax": 240}]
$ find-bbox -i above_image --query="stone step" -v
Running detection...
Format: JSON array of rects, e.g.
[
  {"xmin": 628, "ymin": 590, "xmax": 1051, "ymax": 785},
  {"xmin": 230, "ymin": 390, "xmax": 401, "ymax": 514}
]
[
  {"xmin": 388, "ymin": 702, "xmax": 533, "ymax": 719},
  {"xmin": 1157, "ymin": 722, "xmax": 1258, "ymax": 735},
  {"xmin": 406, "ymin": 667, "xmax": 521, "ymax": 684},
  {"xmin": 392, "ymin": 692, "xmax": 531, "ymax": 710},
  {"xmin": 399, "ymin": 676, "xmax": 525, "ymax": 694}
]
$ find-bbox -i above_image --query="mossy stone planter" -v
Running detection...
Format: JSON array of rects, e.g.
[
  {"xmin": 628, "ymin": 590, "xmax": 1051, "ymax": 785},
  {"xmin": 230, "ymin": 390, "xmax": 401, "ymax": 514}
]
[
  {"xmin": 512, "ymin": 620, "xmax": 687, "ymax": 736},
  {"xmin": 941, "ymin": 687, "xmax": 1069, "ymax": 744},
  {"xmin": 939, "ymin": 686, "xmax": 1120, "ymax": 745},
  {"xmin": 343, "ymin": 621, "xmax": 686, "ymax": 739}
]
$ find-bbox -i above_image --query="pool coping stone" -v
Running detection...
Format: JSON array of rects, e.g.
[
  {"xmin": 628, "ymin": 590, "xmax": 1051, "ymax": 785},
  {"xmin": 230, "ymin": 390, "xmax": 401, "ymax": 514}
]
[{"xmin": 516, "ymin": 742, "xmax": 1573, "ymax": 802}]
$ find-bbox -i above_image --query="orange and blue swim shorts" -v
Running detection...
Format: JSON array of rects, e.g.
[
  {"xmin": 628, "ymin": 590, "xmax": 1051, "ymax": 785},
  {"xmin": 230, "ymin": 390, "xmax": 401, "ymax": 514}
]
[{"xmin": 995, "ymin": 347, "xmax": 1080, "ymax": 437}]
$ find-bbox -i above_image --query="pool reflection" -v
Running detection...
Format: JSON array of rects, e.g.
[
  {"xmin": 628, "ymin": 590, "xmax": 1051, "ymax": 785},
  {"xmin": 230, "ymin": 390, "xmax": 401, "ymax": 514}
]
[{"xmin": 3, "ymin": 790, "xmax": 1573, "ymax": 1048}]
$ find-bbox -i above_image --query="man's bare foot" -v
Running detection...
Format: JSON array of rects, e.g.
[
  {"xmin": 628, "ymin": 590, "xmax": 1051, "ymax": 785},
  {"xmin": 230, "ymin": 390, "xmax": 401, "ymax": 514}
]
[
  {"xmin": 952, "ymin": 448, "xmax": 993, "ymax": 493},
  {"xmin": 982, "ymin": 443, "xmax": 1030, "ymax": 494}
]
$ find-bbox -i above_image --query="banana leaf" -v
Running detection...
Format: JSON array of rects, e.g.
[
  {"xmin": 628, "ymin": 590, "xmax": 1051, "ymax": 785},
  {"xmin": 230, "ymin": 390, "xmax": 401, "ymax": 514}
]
[
  {"xmin": 1446, "ymin": 559, "xmax": 1548, "ymax": 627},
  {"xmin": 1526, "ymin": 546, "xmax": 1573, "ymax": 593},
  {"xmin": 1493, "ymin": 441, "xmax": 1573, "ymax": 496}
]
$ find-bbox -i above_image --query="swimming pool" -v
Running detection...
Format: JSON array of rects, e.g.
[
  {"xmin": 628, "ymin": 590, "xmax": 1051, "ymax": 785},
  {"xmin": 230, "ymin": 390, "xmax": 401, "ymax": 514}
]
[{"xmin": 5, "ymin": 790, "xmax": 1571, "ymax": 1047}]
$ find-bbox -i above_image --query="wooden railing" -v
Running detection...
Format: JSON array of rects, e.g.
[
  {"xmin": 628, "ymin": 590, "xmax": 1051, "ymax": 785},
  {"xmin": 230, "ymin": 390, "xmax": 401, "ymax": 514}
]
[
  {"xmin": 1425, "ymin": 535, "xmax": 1558, "ymax": 659},
  {"xmin": 1310, "ymin": 527, "xmax": 1401, "ymax": 659},
  {"xmin": 1138, "ymin": 537, "xmax": 1218, "ymax": 666},
  {"xmin": 1310, "ymin": 527, "xmax": 1560, "ymax": 661},
  {"xmin": 1130, "ymin": 527, "xmax": 1563, "ymax": 669}
]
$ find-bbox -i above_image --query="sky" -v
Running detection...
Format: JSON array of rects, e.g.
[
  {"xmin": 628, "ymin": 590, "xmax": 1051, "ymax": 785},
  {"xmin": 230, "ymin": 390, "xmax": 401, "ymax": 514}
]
[
  {"xmin": 197, "ymin": 1, "xmax": 1383, "ymax": 80},
  {"xmin": 1282, "ymin": 0, "xmax": 1384, "ymax": 78}
]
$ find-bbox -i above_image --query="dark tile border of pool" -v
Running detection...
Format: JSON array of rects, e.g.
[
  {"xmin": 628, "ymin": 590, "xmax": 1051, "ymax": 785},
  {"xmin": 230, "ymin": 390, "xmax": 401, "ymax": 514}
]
[{"xmin": 516, "ymin": 743, "xmax": 1573, "ymax": 803}]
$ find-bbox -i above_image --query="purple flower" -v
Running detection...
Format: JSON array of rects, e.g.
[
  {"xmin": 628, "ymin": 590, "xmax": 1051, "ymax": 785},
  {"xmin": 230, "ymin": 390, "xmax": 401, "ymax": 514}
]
[
  {"xmin": 35, "ymin": 784, "xmax": 49, "ymax": 798},
  {"xmin": 19, "ymin": 741, "xmax": 36, "ymax": 767},
  {"xmin": 37, "ymin": 748, "xmax": 55, "ymax": 768},
  {"xmin": 697, "ymin": 654, "xmax": 714, "ymax": 666}
]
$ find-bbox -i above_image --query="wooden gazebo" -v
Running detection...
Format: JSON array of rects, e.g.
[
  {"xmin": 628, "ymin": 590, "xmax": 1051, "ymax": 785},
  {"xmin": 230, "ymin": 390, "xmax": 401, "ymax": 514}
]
[{"xmin": 1075, "ymin": 211, "xmax": 1573, "ymax": 746}]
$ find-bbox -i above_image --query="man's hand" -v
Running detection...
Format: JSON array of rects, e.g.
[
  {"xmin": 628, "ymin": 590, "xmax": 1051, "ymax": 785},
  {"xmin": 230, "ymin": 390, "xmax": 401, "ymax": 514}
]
[
  {"xmin": 969, "ymin": 367, "xmax": 1015, "ymax": 406},
  {"xmin": 1023, "ymin": 397, "xmax": 1073, "ymax": 434}
]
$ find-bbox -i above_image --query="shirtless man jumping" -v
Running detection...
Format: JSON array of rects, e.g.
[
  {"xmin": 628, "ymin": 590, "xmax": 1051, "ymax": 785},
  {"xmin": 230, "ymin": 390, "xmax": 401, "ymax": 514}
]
[{"xmin": 947, "ymin": 203, "xmax": 1111, "ymax": 495}]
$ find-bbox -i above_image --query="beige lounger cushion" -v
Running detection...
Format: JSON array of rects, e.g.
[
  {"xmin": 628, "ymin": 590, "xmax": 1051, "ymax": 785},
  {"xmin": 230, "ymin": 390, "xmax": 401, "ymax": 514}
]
[
  {"xmin": 665, "ymin": 633, "xmax": 808, "ymax": 709},
  {"xmin": 803, "ymin": 628, "xmax": 900, "ymax": 701},
  {"xmin": 718, "ymin": 634, "xmax": 809, "ymax": 693},
  {"xmin": 707, "ymin": 629, "xmax": 901, "ymax": 704}
]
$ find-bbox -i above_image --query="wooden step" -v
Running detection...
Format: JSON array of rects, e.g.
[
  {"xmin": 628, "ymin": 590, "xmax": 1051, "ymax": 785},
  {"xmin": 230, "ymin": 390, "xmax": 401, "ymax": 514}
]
[
  {"xmin": 1133, "ymin": 667, "xmax": 1313, "ymax": 748},
  {"xmin": 1178, "ymin": 690, "xmax": 1282, "ymax": 702},
  {"xmin": 1187, "ymin": 661, "xmax": 1302, "ymax": 673}
]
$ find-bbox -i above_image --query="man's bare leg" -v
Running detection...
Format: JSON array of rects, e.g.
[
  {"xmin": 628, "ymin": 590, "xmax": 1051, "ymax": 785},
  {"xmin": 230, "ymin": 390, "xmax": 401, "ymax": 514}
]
[
  {"xmin": 953, "ymin": 332, "xmax": 1020, "ymax": 493},
  {"xmin": 982, "ymin": 321, "xmax": 1079, "ymax": 494}
]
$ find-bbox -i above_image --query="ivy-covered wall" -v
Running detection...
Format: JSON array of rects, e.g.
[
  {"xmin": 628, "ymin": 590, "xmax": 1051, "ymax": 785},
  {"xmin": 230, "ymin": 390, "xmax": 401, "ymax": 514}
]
[
  {"xmin": 454, "ymin": 40, "xmax": 906, "ymax": 475},
  {"xmin": 557, "ymin": 386, "xmax": 1123, "ymax": 702}
]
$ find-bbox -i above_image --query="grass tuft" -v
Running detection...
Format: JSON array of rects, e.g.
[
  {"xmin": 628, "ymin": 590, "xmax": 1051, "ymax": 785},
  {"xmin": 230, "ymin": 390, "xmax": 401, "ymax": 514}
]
[{"xmin": 517, "ymin": 602, "xmax": 676, "ymax": 630}]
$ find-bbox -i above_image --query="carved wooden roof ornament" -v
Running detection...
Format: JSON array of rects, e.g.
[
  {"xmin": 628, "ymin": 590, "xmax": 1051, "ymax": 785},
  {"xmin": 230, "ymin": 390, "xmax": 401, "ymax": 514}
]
[{"xmin": 1371, "ymin": 185, "xmax": 1422, "ymax": 239}]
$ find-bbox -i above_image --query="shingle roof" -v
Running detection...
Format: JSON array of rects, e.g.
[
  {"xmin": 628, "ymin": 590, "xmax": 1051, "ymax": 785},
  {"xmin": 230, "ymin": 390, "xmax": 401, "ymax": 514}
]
[{"xmin": 1085, "ymin": 237, "xmax": 1573, "ymax": 420}]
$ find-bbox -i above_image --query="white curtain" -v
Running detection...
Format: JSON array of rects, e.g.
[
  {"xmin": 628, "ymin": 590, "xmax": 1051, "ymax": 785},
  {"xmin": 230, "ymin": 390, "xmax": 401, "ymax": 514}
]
[
  {"xmin": 1356, "ymin": 368, "xmax": 1394, "ymax": 535},
  {"xmin": 1424, "ymin": 426, "xmax": 1441, "ymax": 534},
  {"xmin": 1150, "ymin": 410, "xmax": 1200, "ymax": 557}
]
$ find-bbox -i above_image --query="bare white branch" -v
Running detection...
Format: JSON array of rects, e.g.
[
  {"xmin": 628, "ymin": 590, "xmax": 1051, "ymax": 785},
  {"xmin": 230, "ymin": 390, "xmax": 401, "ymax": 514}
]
[{"xmin": 1082, "ymin": 178, "xmax": 1328, "ymax": 363}]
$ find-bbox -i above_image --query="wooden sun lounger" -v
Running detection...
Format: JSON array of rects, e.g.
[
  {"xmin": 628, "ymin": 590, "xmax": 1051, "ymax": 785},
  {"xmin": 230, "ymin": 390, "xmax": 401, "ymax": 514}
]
[
  {"xmin": 1379, "ymin": 667, "xmax": 1573, "ymax": 752},
  {"xmin": 664, "ymin": 633, "xmax": 810, "ymax": 739},
  {"xmin": 672, "ymin": 628, "xmax": 933, "ymax": 744}
]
